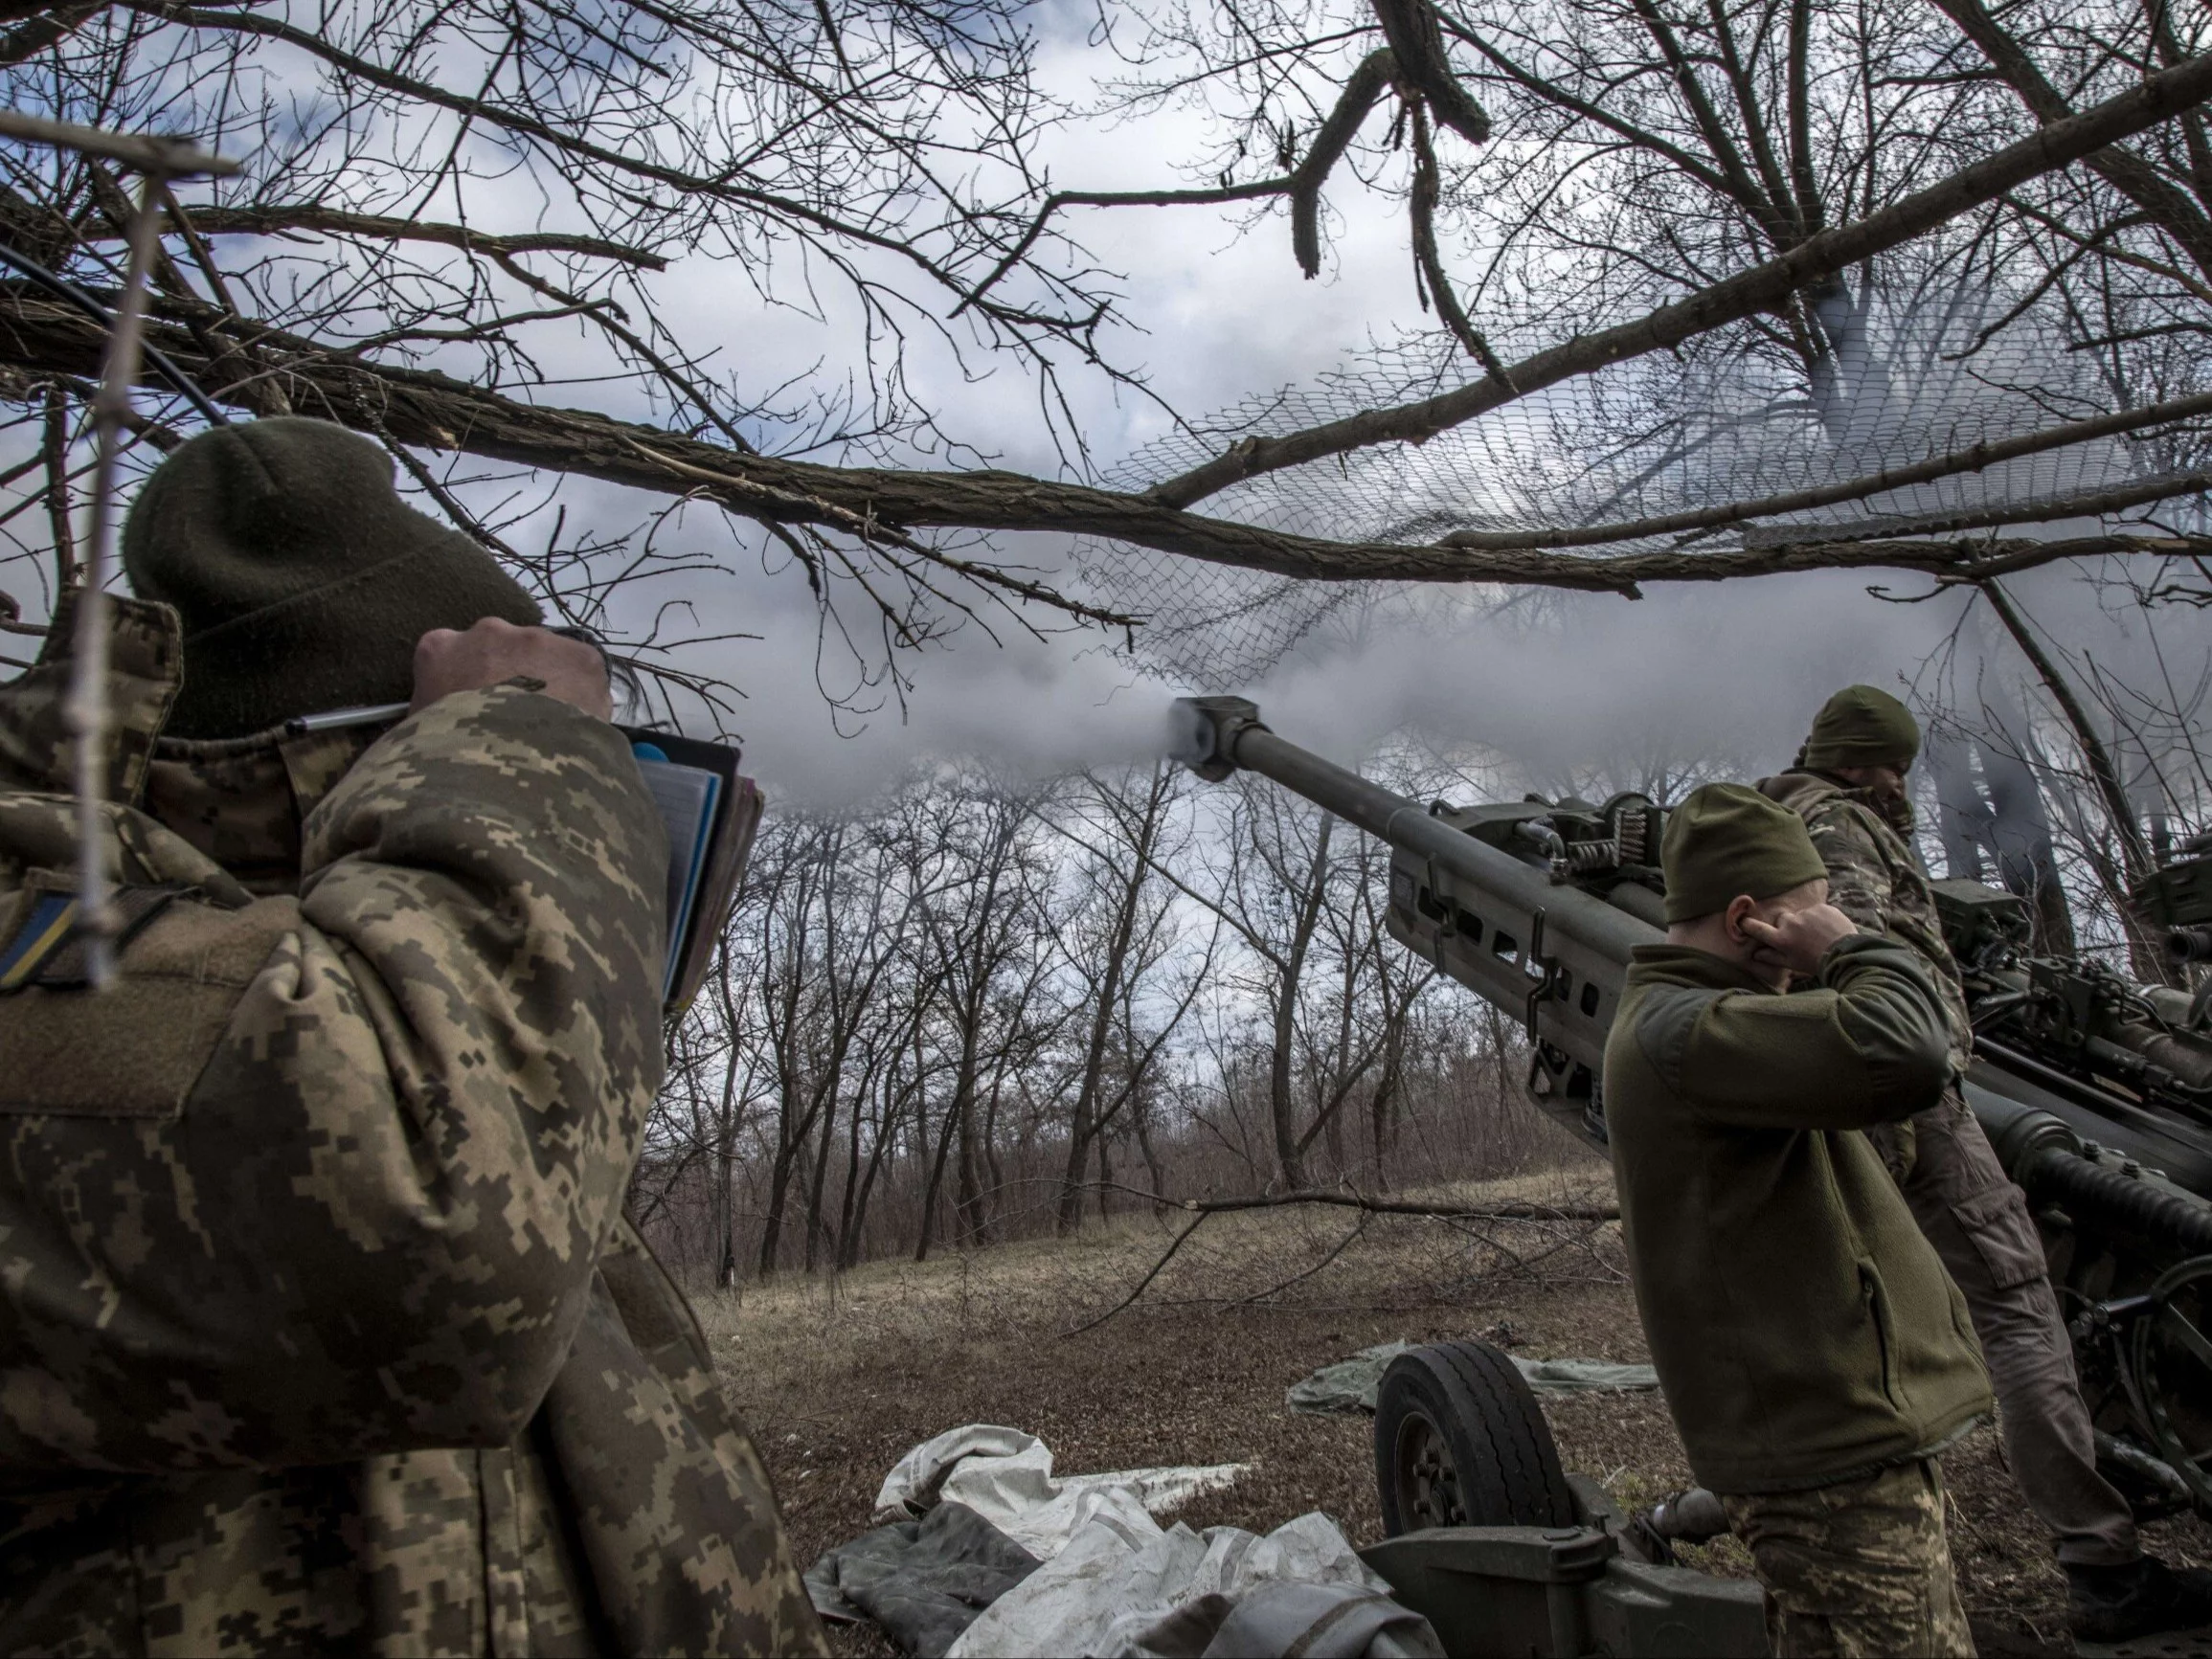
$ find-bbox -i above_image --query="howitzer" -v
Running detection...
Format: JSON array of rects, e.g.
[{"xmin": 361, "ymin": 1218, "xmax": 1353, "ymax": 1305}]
[{"xmin": 1171, "ymin": 694, "xmax": 2212, "ymax": 1530}]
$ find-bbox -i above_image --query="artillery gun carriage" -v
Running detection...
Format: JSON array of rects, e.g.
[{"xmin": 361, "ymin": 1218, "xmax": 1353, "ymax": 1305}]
[{"xmin": 1171, "ymin": 694, "xmax": 2212, "ymax": 1657}]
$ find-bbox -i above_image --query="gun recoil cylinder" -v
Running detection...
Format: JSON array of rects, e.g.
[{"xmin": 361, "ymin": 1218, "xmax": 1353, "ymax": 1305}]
[
  {"xmin": 1975, "ymin": 1087, "xmax": 2212, "ymax": 1253},
  {"xmin": 2020, "ymin": 1146, "xmax": 2212, "ymax": 1255}
]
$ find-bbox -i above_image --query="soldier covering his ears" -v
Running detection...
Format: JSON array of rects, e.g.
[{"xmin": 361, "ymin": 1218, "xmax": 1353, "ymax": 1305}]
[
  {"xmin": 1603, "ymin": 782, "xmax": 1991, "ymax": 1658},
  {"xmin": 0, "ymin": 418, "xmax": 824, "ymax": 1654},
  {"xmin": 1762, "ymin": 686, "xmax": 2212, "ymax": 1645}
]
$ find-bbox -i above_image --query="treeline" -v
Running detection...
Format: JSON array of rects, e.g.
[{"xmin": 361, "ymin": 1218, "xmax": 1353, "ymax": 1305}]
[{"xmin": 631, "ymin": 760, "xmax": 1585, "ymax": 1284}]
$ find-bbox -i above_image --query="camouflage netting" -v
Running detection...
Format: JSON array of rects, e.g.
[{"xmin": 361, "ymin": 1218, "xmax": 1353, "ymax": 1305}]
[{"xmin": 1076, "ymin": 312, "xmax": 2212, "ymax": 685}]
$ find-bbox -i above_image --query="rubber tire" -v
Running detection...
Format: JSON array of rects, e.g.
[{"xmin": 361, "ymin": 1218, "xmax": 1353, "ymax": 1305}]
[{"xmin": 1374, "ymin": 1339, "xmax": 1575, "ymax": 1536}]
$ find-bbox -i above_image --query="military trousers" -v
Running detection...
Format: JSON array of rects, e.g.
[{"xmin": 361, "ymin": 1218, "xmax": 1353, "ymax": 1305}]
[
  {"xmin": 1896, "ymin": 1091, "xmax": 2138, "ymax": 1568},
  {"xmin": 1723, "ymin": 1459, "xmax": 1974, "ymax": 1658}
]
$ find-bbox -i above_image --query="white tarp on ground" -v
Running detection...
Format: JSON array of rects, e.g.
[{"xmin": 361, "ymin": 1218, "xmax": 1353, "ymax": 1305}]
[
  {"xmin": 1286, "ymin": 1341, "xmax": 1659, "ymax": 1416},
  {"xmin": 875, "ymin": 1424, "xmax": 1252, "ymax": 1562},
  {"xmin": 946, "ymin": 1509, "xmax": 1438, "ymax": 1659},
  {"xmin": 870, "ymin": 1425, "xmax": 1440, "ymax": 1659}
]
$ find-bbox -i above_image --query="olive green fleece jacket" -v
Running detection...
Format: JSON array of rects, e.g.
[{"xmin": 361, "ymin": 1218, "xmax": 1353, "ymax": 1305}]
[{"xmin": 1603, "ymin": 935, "xmax": 1992, "ymax": 1493}]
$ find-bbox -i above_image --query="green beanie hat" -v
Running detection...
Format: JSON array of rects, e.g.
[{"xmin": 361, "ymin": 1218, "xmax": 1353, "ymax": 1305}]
[
  {"xmin": 124, "ymin": 417, "xmax": 541, "ymax": 738},
  {"xmin": 1662, "ymin": 782, "xmax": 1830, "ymax": 923},
  {"xmin": 1797, "ymin": 684, "xmax": 1920, "ymax": 773}
]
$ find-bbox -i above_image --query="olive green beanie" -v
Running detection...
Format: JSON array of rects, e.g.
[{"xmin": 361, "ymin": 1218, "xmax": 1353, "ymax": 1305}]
[
  {"xmin": 1662, "ymin": 782, "xmax": 1830, "ymax": 923},
  {"xmin": 123, "ymin": 417, "xmax": 541, "ymax": 738},
  {"xmin": 1797, "ymin": 684, "xmax": 1921, "ymax": 773}
]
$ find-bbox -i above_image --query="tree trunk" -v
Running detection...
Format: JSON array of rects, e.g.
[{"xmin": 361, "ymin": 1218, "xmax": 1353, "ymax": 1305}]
[
  {"xmin": 1269, "ymin": 814, "xmax": 1334, "ymax": 1189},
  {"xmin": 1980, "ymin": 579, "xmax": 2172, "ymax": 980},
  {"xmin": 953, "ymin": 1054, "xmax": 987, "ymax": 1245},
  {"xmin": 914, "ymin": 1078, "xmax": 961, "ymax": 1263},
  {"xmin": 844, "ymin": 1095, "xmax": 898, "ymax": 1270},
  {"xmin": 1132, "ymin": 1088, "xmax": 1168, "ymax": 1213},
  {"xmin": 756, "ymin": 1121, "xmax": 802, "ymax": 1277},
  {"xmin": 801, "ymin": 1109, "xmax": 837, "ymax": 1272},
  {"xmin": 715, "ymin": 1117, "xmax": 739, "ymax": 1289},
  {"xmin": 1370, "ymin": 1018, "xmax": 1407, "ymax": 1191},
  {"xmin": 1055, "ymin": 774, "xmax": 1165, "ymax": 1231},
  {"xmin": 982, "ymin": 1072, "xmax": 1007, "ymax": 1222}
]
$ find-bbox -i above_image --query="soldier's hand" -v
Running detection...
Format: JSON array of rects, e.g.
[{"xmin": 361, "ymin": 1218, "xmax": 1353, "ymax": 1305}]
[
  {"xmin": 1739, "ymin": 901, "xmax": 1857, "ymax": 979},
  {"xmin": 412, "ymin": 617, "xmax": 614, "ymax": 722}
]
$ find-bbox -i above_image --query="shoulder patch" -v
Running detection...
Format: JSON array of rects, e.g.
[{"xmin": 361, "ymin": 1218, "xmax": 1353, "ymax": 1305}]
[
  {"xmin": 1633, "ymin": 984, "xmax": 1724, "ymax": 1097},
  {"xmin": 0, "ymin": 882, "xmax": 191, "ymax": 991},
  {"xmin": 0, "ymin": 889, "xmax": 77, "ymax": 989},
  {"xmin": 0, "ymin": 886, "xmax": 300, "ymax": 1116}
]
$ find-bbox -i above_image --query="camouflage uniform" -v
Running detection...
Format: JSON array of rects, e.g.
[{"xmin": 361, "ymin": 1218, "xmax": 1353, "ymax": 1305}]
[
  {"xmin": 1723, "ymin": 1462, "xmax": 1974, "ymax": 1658},
  {"xmin": 0, "ymin": 597, "xmax": 825, "ymax": 1655},
  {"xmin": 1760, "ymin": 768, "xmax": 2138, "ymax": 1570}
]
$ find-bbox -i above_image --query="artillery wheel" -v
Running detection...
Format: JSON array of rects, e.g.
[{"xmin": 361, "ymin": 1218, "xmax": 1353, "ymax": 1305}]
[
  {"xmin": 1374, "ymin": 1340, "xmax": 1575, "ymax": 1536},
  {"xmin": 2129, "ymin": 1254, "xmax": 2212, "ymax": 1513}
]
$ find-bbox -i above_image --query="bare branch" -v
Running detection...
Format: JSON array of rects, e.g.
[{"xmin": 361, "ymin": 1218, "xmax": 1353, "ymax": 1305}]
[
  {"xmin": 1146, "ymin": 49, "xmax": 2212, "ymax": 508},
  {"xmin": 92, "ymin": 205, "xmax": 669, "ymax": 271},
  {"xmin": 1294, "ymin": 48, "xmax": 1396, "ymax": 279}
]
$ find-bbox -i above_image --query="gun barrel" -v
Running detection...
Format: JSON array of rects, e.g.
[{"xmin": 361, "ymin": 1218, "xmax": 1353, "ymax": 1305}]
[
  {"xmin": 2026, "ymin": 1145, "xmax": 2212, "ymax": 1254},
  {"xmin": 1172, "ymin": 696, "xmax": 1660, "ymax": 1140},
  {"xmin": 2167, "ymin": 924, "xmax": 2212, "ymax": 964},
  {"xmin": 1170, "ymin": 696, "xmax": 2212, "ymax": 1226},
  {"xmin": 1171, "ymin": 697, "xmax": 1656, "ymax": 968}
]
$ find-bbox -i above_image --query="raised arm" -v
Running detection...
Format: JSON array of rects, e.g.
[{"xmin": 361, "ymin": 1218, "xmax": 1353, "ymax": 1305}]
[
  {"xmin": 0, "ymin": 681, "xmax": 667, "ymax": 1471},
  {"xmin": 1666, "ymin": 937, "xmax": 1955, "ymax": 1131}
]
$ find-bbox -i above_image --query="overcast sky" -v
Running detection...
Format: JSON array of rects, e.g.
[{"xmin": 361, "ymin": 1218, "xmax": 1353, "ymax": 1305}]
[
  {"xmin": 477, "ymin": 28, "xmax": 2057, "ymax": 811},
  {"xmin": 30, "ymin": 14, "xmax": 2189, "ymax": 818}
]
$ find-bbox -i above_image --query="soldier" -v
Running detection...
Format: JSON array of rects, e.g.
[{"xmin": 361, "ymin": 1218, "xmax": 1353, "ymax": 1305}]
[
  {"xmin": 0, "ymin": 418, "xmax": 826, "ymax": 1655},
  {"xmin": 1762, "ymin": 686, "xmax": 2212, "ymax": 1644},
  {"xmin": 1605, "ymin": 782, "xmax": 1991, "ymax": 1659}
]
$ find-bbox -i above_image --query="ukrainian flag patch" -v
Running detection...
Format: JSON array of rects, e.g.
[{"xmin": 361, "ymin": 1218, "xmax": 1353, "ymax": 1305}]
[
  {"xmin": 0, "ymin": 892, "xmax": 80, "ymax": 991},
  {"xmin": 0, "ymin": 884, "xmax": 192, "ymax": 992}
]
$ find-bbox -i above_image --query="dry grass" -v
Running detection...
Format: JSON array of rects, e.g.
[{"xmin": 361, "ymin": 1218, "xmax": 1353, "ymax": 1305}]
[{"xmin": 697, "ymin": 1168, "xmax": 2207, "ymax": 1658}]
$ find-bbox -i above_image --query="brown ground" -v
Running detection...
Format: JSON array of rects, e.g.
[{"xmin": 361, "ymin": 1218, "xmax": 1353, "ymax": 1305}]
[{"xmin": 697, "ymin": 1170, "xmax": 2209, "ymax": 1657}]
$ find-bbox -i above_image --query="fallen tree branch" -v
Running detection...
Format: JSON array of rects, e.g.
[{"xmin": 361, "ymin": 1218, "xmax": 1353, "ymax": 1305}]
[
  {"xmin": 959, "ymin": 177, "xmax": 1296, "ymax": 317},
  {"xmin": 1061, "ymin": 1209, "xmax": 1212, "ymax": 1337},
  {"xmin": 1371, "ymin": 0, "xmax": 1490, "ymax": 147},
  {"xmin": 1223, "ymin": 1213, "xmax": 1370, "ymax": 1308},
  {"xmin": 1293, "ymin": 49, "xmax": 1397, "ymax": 280},
  {"xmin": 1060, "ymin": 1178, "xmax": 1619, "ymax": 1335},
  {"xmin": 1440, "ymin": 388, "xmax": 2212, "ymax": 551},
  {"xmin": 1147, "ymin": 1186, "xmax": 1618, "ymax": 1221}
]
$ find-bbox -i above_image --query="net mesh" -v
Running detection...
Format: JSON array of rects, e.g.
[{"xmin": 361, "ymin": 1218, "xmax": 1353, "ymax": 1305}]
[{"xmin": 1076, "ymin": 312, "xmax": 2212, "ymax": 684}]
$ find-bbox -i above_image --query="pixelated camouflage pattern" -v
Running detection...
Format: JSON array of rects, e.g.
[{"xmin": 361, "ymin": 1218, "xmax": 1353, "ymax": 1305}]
[
  {"xmin": 0, "ymin": 590, "xmax": 179, "ymax": 803},
  {"xmin": 0, "ymin": 597, "xmax": 824, "ymax": 1655},
  {"xmin": 1758, "ymin": 770, "xmax": 1973, "ymax": 1074},
  {"xmin": 141, "ymin": 724, "xmax": 382, "ymax": 895},
  {"xmin": 1723, "ymin": 1459, "xmax": 1975, "ymax": 1658}
]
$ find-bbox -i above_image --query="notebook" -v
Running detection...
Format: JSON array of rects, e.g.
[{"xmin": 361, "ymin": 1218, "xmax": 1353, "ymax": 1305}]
[
  {"xmin": 622, "ymin": 729, "xmax": 763, "ymax": 1015},
  {"xmin": 276, "ymin": 701, "xmax": 759, "ymax": 1016}
]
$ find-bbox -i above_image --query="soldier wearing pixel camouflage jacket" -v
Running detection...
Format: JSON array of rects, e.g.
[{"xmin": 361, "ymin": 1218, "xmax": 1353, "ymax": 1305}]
[
  {"xmin": 1761, "ymin": 684, "xmax": 2212, "ymax": 1646},
  {"xmin": 0, "ymin": 418, "xmax": 824, "ymax": 1655}
]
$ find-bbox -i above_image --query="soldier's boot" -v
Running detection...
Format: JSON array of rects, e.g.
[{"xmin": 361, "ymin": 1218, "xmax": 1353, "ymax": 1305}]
[{"xmin": 2066, "ymin": 1556, "xmax": 2212, "ymax": 1643}]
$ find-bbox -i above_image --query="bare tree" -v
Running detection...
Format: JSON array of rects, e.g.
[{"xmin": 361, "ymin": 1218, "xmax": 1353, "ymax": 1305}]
[
  {"xmin": 6, "ymin": 0, "xmax": 2212, "ymax": 673},
  {"xmin": 1048, "ymin": 762, "xmax": 1192, "ymax": 1228},
  {"xmin": 904, "ymin": 776, "xmax": 1054, "ymax": 1255},
  {"xmin": 751, "ymin": 817, "xmax": 917, "ymax": 1274}
]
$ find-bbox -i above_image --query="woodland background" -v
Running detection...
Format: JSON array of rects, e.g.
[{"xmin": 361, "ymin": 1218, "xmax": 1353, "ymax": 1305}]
[{"xmin": 2, "ymin": 0, "xmax": 2211, "ymax": 1284}]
